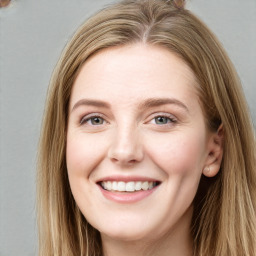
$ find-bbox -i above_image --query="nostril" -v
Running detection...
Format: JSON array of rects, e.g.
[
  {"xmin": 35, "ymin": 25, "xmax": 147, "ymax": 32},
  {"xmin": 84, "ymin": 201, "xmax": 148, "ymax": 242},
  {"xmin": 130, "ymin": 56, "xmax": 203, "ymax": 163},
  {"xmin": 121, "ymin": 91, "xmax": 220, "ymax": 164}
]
[{"xmin": 110, "ymin": 157, "xmax": 138, "ymax": 166}]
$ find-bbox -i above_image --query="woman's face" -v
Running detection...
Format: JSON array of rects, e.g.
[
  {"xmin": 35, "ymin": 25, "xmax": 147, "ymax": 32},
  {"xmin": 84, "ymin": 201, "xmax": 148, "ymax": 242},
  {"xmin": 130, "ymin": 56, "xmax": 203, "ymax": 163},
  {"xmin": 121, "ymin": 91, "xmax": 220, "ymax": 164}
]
[{"xmin": 66, "ymin": 44, "xmax": 215, "ymax": 242}]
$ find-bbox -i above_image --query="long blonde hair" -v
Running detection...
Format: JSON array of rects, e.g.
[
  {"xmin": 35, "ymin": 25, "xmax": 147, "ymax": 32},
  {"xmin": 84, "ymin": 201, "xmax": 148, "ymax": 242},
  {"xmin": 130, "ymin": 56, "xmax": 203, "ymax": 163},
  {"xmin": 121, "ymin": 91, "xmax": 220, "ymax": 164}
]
[{"xmin": 37, "ymin": 0, "xmax": 256, "ymax": 255}]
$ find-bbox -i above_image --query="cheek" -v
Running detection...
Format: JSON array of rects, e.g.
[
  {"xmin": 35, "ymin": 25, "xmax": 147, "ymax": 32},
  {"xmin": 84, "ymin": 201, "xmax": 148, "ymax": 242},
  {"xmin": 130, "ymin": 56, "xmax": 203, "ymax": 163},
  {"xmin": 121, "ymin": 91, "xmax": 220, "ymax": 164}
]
[
  {"xmin": 66, "ymin": 134, "xmax": 107, "ymax": 210},
  {"xmin": 66, "ymin": 133, "xmax": 107, "ymax": 178},
  {"xmin": 145, "ymin": 131, "xmax": 206, "ymax": 176}
]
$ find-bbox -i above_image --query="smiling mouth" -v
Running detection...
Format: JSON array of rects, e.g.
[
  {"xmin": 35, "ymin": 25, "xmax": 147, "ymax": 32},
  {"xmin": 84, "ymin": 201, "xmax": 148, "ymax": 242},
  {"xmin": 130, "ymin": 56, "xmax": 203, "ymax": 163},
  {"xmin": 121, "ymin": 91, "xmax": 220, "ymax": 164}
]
[{"xmin": 99, "ymin": 181, "xmax": 160, "ymax": 192}]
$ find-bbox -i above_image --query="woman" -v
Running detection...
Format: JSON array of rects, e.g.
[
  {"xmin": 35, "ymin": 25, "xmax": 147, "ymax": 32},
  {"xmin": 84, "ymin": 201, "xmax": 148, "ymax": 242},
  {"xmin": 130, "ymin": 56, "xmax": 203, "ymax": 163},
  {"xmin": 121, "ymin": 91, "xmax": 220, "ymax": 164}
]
[{"xmin": 37, "ymin": 0, "xmax": 256, "ymax": 255}]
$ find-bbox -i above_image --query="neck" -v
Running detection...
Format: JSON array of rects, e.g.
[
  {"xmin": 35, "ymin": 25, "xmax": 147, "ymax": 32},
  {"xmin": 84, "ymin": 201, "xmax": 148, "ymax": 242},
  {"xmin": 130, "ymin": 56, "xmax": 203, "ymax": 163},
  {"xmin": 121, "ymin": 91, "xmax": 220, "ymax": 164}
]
[{"xmin": 101, "ymin": 207, "xmax": 193, "ymax": 256}]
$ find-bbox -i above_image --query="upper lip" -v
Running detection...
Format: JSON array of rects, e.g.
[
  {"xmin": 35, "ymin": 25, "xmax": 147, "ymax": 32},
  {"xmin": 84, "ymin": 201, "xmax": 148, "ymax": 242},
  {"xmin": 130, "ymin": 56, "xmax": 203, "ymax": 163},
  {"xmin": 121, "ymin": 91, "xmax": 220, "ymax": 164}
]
[{"xmin": 96, "ymin": 175, "xmax": 161, "ymax": 183}]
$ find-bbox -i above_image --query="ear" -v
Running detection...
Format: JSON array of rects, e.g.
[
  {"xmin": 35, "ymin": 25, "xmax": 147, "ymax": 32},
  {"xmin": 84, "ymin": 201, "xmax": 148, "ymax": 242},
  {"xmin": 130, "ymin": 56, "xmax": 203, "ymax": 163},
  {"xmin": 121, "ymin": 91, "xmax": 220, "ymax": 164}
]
[{"xmin": 203, "ymin": 124, "xmax": 224, "ymax": 177}]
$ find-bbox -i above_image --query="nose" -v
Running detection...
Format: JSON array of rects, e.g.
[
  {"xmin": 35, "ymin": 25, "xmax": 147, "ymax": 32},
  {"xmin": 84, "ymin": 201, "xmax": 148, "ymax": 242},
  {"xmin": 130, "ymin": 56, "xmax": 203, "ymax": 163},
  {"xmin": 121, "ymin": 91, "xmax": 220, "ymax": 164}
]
[{"xmin": 107, "ymin": 126, "xmax": 144, "ymax": 166}]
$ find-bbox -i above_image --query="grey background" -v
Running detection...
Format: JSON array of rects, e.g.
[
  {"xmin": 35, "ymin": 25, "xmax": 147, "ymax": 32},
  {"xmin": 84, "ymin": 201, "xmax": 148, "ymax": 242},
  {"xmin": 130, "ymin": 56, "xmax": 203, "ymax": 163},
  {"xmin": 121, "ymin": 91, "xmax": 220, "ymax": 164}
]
[{"xmin": 0, "ymin": 0, "xmax": 255, "ymax": 255}]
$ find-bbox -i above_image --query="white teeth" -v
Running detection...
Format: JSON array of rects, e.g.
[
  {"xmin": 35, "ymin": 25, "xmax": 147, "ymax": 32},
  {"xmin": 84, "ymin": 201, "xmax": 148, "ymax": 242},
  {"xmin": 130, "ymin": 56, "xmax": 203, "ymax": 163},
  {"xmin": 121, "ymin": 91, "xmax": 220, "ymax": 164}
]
[
  {"xmin": 112, "ymin": 181, "xmax": 118, "ymax": 190},
  {"xmin": 106, "ymin": 181, "xmax": 112, "ymax": 191},
  {"xmin": 101, "ymin": 181, "xmax": 158, "ymax": 192},
  {"xmin": 117, "ymin": 181, "xmax": 126, "ymax": 191},
  {"xmin": 141, "ymin": 181, "xmax": 149, "ymax": 190},
  {"xmin": 126, "ymin": 182, "xmax": 135, "ymax": 192},
  {"xmin": 135, "ymin": 181, "xmax": 142, "ymax": 191},
  {"xmin": 102, "ymin": 182, "xmax": 107, "ymax": 190}
]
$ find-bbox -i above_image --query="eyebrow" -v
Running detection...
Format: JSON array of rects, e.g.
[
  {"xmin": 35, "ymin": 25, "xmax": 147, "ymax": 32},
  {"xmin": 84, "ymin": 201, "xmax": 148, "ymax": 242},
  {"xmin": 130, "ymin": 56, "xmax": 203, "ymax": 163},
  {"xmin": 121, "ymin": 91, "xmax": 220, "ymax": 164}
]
[
  {"xmin": 71, "ymin": 97, "xmax": 188, "ymax": 112},
  {"xmin": 71, "ymin": 99, "xmax": 111, "ymax": 112},
  {"xmin": 138, "ymin": 98, "xmax": 189, "ymax": 112}
]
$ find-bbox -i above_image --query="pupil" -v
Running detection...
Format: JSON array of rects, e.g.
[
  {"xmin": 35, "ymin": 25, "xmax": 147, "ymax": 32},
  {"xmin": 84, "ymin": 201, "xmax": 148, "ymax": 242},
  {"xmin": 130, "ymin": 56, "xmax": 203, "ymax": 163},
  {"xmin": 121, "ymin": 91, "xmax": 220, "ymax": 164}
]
[
  {"xmin": 156, "ymin": 117, "xmax": 167, "ymax": 124},
  {"xmin": 93, "ymin": 117, "xmax": 102, "ymax": 124}
]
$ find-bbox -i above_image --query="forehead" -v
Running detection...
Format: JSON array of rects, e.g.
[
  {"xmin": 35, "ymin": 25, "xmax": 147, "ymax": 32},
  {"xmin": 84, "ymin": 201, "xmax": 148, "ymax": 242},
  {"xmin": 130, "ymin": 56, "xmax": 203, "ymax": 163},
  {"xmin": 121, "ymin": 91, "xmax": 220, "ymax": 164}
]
[{"xmin": 70, "ymin": 44, "xmax": 199, "ymax": 109}]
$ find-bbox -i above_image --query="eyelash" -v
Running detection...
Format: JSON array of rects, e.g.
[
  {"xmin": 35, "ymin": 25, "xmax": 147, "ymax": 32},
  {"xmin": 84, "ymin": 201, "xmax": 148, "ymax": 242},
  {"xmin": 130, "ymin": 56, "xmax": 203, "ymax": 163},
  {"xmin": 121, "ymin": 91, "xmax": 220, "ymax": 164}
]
[
  {"xmin": 150, "ymin": 114, "xmax": 177, "ymax": 125},
  {"xmin": 80, "ymin": 114, "xmax": 107, "ymax": 126},
  {"xmin": 79, "ymin": 113, "xmax": 177, "ymax": 127}
]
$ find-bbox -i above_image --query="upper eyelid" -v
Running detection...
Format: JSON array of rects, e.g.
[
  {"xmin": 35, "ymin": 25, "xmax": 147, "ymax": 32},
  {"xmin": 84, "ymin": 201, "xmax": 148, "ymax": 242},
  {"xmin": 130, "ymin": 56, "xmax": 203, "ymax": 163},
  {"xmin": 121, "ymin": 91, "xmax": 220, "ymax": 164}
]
[
  {"xmin": 80, "ymin": 113, "xmax": 107, "ymax": 124},
  {"xmin": 153, "ymin": 113, "xmax": 176, "ymax": 118},
  {"xmin": 149, "ymin": 116, "xmax": 177, "ymax": 125},
  {"xmin": 146, "ymin": 112, "xmax": 177, "ymax": 120}
]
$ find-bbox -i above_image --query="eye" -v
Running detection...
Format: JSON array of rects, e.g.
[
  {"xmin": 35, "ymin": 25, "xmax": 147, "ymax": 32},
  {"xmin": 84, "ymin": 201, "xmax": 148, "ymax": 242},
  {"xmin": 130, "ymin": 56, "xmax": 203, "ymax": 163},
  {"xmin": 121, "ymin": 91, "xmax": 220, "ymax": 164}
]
[
  {"xmin": 155, "ymin": 116, "xmax": 171, "ymax": 125},
  {"xmin": 150, "ymin": 114, "xmax": 177, "ymax": 125},
  {"xmin": 80, "ymin": 115, "xmax": 106, "ymax": 126}
]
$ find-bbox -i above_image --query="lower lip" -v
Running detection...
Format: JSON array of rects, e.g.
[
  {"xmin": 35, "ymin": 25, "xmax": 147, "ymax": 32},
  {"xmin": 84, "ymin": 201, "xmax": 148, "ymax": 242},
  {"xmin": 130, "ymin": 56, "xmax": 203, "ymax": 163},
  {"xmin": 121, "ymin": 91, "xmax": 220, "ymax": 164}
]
[{"xmin": 98, "ymin": 185, "xmax": 158, "ymax": 203}]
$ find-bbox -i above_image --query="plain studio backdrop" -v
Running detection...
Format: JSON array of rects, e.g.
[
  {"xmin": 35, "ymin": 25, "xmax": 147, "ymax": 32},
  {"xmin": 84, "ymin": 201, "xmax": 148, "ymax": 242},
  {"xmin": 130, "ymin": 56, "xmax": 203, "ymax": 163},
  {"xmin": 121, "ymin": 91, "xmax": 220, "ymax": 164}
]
[{"xmin": 0, "ymin": 0, "xmax": 255, "ymax": 255}]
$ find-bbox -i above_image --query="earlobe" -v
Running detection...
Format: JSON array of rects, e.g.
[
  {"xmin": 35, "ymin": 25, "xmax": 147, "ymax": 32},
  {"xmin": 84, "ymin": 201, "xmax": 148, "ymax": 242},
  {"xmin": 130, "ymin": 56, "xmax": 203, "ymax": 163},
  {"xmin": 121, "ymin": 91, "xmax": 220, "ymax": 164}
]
[
  {"xmin": 203, "ymin": 164, "xmax": 220, "ymax": 177},
  {"xmin": 203, "ymin": 125, "xmax": 224, "ymax": 178}
]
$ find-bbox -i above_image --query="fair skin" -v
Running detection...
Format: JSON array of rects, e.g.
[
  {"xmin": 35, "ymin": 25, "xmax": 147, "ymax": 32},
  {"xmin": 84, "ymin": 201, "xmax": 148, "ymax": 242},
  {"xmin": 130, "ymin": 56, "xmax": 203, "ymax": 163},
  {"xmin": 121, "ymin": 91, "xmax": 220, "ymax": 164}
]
[{"xmin": 66, "ymin": 44, "xmax": 223, "ymax": 256}]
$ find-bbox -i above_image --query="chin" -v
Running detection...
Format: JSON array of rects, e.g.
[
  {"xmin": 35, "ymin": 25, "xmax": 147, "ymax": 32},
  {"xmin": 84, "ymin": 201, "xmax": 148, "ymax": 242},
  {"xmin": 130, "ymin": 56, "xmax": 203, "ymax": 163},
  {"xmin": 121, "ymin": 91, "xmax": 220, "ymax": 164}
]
[
  {"xmin": 94, "ymin": 218, "xmax": 156, "ymax": 242},
  {"xmin": 100, "ymin": 228, "xmax": 153, "ymax": 242}
]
